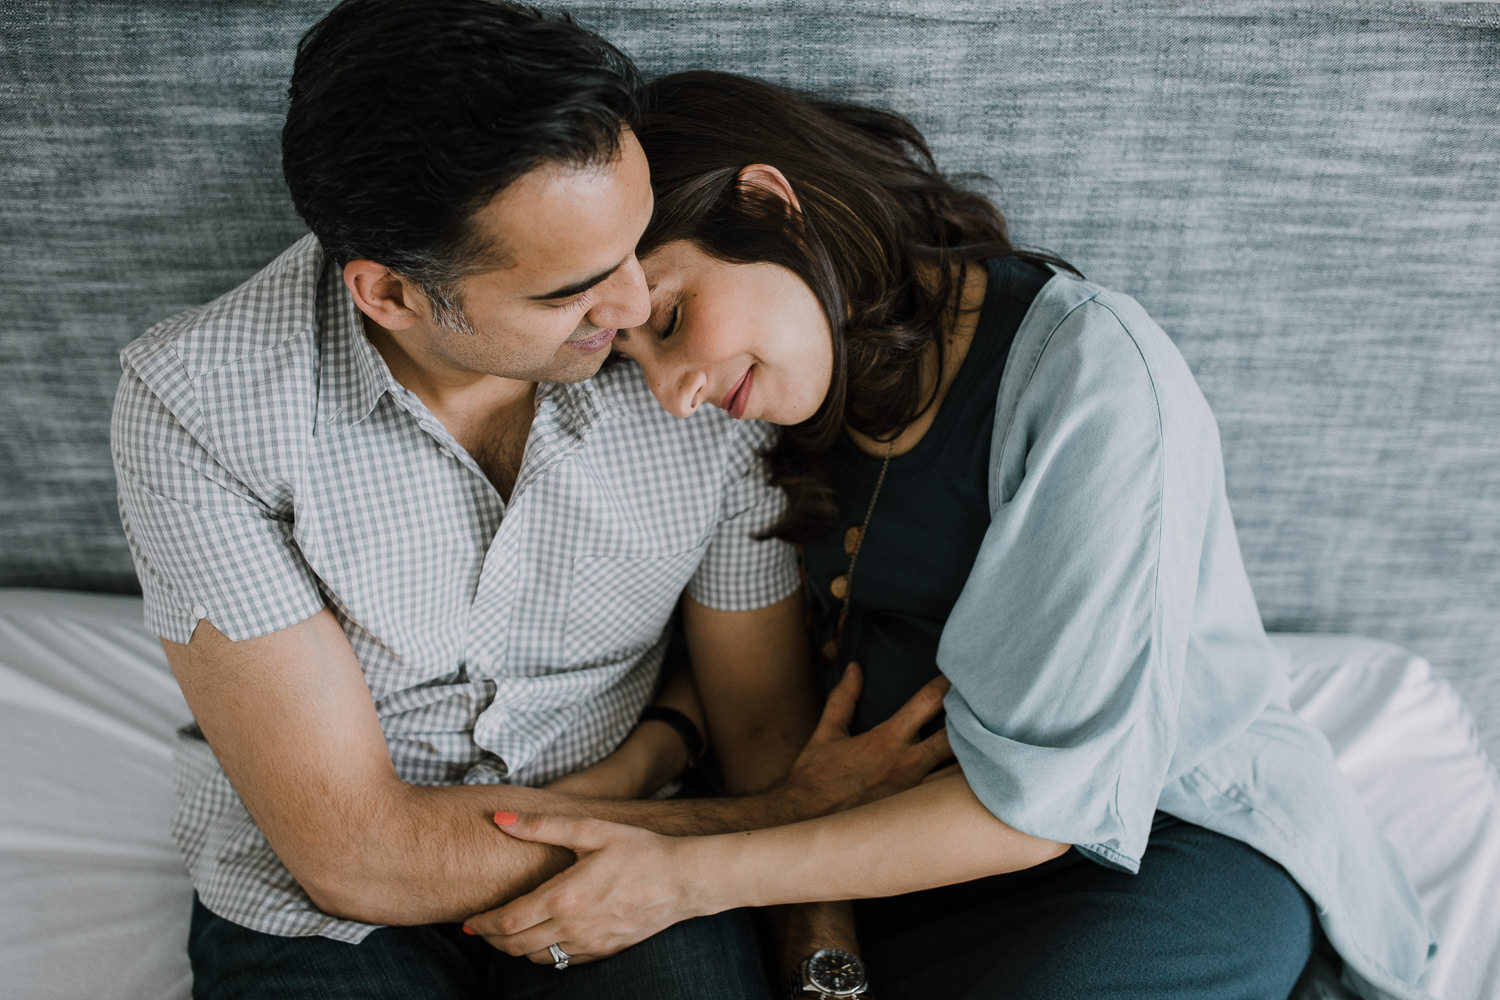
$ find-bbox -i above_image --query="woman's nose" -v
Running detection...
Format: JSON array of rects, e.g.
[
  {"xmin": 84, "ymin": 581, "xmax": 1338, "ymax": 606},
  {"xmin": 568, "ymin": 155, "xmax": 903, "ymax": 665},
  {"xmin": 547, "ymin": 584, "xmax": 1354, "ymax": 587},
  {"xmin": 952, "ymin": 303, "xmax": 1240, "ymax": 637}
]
[
  {"xmin": 663, "ymin": 366, "xmax": 708, "ymax": 418},
  {"xmin": 626, "ymin": 343, "xmax": 707, "ymax": 419}
]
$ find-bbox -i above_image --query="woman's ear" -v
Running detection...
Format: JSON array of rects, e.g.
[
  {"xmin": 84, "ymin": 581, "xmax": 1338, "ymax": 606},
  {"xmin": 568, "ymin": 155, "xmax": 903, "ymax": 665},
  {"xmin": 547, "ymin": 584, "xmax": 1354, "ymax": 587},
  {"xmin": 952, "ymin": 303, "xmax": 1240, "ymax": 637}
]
[
  {"xmin": 344, "ymin": 260, "xmax": 420, "ymax": 331},
  {"xmin": 736, "ymin": 163, "xmax": 802, "ymax": 214}
]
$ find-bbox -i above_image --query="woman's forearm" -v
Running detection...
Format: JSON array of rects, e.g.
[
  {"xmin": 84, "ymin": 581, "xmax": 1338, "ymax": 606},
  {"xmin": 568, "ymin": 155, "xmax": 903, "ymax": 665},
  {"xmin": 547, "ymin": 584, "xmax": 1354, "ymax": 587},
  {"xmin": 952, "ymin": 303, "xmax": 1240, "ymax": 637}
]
[
  {"xmin": 461, "ymin": 768, "xmax": 1066, "ymax": 963},
  {"xmin": 685, "ymin": 771, "xmax": 1068, "ymax": 914}
]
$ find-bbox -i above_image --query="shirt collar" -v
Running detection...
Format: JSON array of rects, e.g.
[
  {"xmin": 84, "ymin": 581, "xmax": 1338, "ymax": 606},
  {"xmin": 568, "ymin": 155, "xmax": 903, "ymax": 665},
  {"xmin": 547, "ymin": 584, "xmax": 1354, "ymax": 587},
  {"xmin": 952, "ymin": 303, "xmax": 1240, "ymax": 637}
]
[
  {"xmin": 536, "ymin": 369, "xmax": 608, "ymax": 441},
  {"xmin": 311, "ymin": 240, "xmax": 611, "ymax": 437},
  {"xmin": 314, "ymin": 249, "xmax": 399, "ymax": 429}
]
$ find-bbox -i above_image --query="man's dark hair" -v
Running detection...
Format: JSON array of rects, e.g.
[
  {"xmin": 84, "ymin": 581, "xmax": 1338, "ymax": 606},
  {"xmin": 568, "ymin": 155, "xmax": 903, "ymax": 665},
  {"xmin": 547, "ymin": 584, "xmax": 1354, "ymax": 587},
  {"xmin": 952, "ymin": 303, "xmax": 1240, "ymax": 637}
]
[{"xmin": 282, "ymin": 0, "xmax": 642, "ymax": 321}]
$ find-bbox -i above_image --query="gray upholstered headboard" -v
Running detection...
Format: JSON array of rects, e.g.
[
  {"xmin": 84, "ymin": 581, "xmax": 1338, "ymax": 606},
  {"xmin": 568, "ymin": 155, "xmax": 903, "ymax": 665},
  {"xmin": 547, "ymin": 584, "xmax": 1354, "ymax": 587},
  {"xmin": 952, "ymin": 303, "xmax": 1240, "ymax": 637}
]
[{"xmin": 3, "ymin": 1, "xmax": 1497, "ymax": 757}]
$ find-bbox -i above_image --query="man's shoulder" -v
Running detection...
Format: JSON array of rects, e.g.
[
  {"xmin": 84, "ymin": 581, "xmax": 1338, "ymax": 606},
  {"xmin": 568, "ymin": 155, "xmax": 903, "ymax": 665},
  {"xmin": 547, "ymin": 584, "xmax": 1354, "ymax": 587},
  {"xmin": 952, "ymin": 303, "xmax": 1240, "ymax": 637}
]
[
  {"xmin": 589, "ymin": 360, "xmax": 777, "ymax": 452},
  {"xmin": 121, "ymin": 235, "xmax": 325, "ymax": 389},
  {"xmin": 588, "ymin": 359, "xmax": 674, "ymax": 418}
]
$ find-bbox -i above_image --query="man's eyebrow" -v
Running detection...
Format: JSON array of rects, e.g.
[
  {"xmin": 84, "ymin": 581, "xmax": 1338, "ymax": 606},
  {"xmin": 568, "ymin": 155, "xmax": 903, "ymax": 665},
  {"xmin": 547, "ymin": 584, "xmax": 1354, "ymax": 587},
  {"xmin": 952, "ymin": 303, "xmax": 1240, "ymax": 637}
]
[{"xmin": 528, "ymin": 260, "xmax": 625, "ymax": 302}]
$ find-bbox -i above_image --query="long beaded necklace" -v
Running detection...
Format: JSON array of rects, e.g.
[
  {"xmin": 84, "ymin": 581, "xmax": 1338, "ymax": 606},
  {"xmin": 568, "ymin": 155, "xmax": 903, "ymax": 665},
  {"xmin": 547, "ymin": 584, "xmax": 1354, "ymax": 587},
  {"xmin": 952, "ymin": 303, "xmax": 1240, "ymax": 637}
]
[
  {"xmin": 822, "ymin": 265, "xmax": 983, "ymax": 664},
  {"xmin": 821, "ymin": 438, "xmax": 897, "ymax": 664}
]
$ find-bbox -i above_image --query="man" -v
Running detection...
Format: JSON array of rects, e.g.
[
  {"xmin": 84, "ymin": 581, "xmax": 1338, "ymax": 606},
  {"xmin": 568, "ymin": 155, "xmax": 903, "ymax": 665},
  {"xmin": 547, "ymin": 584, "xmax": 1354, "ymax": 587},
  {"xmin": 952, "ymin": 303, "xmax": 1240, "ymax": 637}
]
[{"xmin": 111, "ymin": 1, "xmax": 945, "ymax": 997}]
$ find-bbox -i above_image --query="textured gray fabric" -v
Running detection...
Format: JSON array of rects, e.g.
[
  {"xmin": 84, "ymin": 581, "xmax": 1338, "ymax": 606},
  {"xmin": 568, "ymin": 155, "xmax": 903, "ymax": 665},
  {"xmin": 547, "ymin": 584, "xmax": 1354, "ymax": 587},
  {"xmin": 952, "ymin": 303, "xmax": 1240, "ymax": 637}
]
[{"xmin": 2, "ymin": 2, "xmax": 1498, "ymax": 760}]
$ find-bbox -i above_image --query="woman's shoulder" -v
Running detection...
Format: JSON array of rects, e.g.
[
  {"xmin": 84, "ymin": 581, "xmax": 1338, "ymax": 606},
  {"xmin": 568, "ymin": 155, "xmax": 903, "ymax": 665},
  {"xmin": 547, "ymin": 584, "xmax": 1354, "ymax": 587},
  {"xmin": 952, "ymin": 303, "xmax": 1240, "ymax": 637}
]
[
  {"xmin": 1006, "ymin": 270, "xmax": 1211, "ymax": 425},
  {"xmin": 1015, "ymin": 271, "xmax": 1168, "ymax": 370},
  {"xmin": 983, "ymin": 269, "xmax": 1220, "ymax": 509}
]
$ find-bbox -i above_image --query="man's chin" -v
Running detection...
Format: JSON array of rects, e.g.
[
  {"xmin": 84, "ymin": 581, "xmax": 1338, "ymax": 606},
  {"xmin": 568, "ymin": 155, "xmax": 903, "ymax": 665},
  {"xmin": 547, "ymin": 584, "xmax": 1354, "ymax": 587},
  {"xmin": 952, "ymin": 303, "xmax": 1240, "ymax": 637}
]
[{"xmin": 540, "ymin": 350, "xmax": 611, "ymax": 384}]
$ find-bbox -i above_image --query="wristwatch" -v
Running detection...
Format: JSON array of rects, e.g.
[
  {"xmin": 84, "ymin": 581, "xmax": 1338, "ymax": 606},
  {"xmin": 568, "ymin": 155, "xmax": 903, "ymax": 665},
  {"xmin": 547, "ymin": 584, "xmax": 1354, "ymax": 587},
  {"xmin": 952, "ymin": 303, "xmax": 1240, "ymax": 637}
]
[{"xmin": 792, "ymin": 947, "xmax": 869, "ymax": 998}]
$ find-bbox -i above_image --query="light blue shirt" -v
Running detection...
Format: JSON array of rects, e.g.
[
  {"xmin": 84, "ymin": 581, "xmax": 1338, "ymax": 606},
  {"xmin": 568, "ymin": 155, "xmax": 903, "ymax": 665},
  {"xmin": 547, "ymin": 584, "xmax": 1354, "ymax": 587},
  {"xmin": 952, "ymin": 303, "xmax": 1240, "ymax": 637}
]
[{"xmin": 938, "ymin": 272, "xmax": 1437, "ymax": 1000}]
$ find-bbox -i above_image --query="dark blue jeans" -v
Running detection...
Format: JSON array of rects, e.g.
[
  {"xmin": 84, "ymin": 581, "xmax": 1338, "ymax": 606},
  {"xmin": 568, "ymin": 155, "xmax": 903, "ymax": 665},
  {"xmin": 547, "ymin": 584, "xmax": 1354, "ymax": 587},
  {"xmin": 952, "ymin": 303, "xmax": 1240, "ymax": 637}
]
[
  {"xmin": 188, "ymin": 896, "xmax": 770, "ymax": 1000},
  {"xmin": 855, "ymin": 815, "xmax": 1318, "ymax": 1000}
]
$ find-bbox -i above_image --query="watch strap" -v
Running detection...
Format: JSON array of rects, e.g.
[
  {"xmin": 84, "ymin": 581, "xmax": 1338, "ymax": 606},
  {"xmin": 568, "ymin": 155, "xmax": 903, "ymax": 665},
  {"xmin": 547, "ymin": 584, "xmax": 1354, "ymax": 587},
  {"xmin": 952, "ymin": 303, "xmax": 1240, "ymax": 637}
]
[{"xmin": 637, "ymin": 704, "xmax": 706, "ymax": 767}]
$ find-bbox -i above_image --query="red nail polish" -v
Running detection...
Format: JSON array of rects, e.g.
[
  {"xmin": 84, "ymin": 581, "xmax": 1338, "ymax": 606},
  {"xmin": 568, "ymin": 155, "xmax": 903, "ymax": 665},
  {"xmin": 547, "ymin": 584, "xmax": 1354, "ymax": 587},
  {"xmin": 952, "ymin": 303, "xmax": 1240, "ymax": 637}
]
[
  {"xmin": 494, "ymin": 811, "xmax": 518, "ymax": 826},
  {"xmin": 461, "ymin": 925, "xmax": 476, "ymax": 936}
]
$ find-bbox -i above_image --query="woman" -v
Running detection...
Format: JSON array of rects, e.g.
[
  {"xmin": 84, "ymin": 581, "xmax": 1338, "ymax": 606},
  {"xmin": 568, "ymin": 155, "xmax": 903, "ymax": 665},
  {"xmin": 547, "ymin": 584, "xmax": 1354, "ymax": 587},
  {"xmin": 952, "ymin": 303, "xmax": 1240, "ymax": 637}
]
[{"xmin": 466, "ymin": 72, "xmax": 1436, "ymax": 1000}]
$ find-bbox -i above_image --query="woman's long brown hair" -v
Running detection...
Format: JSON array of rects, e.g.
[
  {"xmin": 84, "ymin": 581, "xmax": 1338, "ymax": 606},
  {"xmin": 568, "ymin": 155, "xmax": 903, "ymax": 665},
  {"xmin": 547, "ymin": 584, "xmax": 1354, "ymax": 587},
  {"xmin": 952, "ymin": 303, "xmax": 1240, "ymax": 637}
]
[{"xmin": 636, "ymin": 71, "xmax": 1077, "ymax": 543}]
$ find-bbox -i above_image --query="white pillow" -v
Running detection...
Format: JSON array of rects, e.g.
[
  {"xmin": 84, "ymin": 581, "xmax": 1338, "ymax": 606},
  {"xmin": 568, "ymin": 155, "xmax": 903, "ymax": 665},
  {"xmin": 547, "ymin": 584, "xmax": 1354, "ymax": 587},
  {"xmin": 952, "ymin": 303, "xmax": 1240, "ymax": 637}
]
[{"xmin": 1282, "ymin": 634, "xmax": 1500, "ymax": 1000}]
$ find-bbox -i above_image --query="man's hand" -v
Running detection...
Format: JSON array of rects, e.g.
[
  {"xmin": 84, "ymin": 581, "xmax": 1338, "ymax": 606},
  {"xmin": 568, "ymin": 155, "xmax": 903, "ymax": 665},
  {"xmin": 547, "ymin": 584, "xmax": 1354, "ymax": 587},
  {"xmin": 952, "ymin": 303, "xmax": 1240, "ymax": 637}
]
[
  {"xmin": 774, "ymin": 663, "xmax": 954, "ymax": 820},
  {"xmin": 459, "ymin": 668, "xmax": 955, "ymax": 960},
  {"xmin": 543, "ymin": 719, "xmax": 690, "ymax": 800},
  {"xmin": 545, "ymin": 628, "xmax": 708, "ymax": 800}
]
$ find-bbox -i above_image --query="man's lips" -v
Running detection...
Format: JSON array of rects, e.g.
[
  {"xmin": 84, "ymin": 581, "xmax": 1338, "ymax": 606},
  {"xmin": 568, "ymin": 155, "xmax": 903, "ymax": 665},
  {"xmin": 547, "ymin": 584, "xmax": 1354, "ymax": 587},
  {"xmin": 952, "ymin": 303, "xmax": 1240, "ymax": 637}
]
[
  {"xmin": 719, "ymin": 367, "xmax": 753, "ymax": 419},
  {"xmin": 566, "ymin": 328, "xmax": 616, "ymax": 352}
]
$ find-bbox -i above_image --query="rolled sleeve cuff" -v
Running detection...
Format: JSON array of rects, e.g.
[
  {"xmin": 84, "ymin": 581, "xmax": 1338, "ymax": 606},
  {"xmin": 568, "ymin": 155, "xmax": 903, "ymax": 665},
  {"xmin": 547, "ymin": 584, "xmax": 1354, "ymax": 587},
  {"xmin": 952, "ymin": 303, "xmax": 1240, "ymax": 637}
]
[
  {"xmin": 944, "ymin": 691, "xmax": 1148, "ymax": 873},
  {"xmin": 119, "ymin": 469, "xmax": 325, "ymax": 643},
  {"xmin": 686, "ymin": 537, "xmax": 800, "ymax": 611}
]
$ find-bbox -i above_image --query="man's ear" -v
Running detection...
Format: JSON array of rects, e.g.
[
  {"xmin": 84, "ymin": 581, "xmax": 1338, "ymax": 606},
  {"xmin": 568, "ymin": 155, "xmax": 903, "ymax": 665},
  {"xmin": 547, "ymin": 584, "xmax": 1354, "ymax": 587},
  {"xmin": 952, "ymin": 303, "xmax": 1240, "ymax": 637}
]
[
  {"xmin": 736, "ymin": 163, "xmax": 802, "ymax": 215},
  {"xmin": 344, "ymin": 260, "xmax": 420, "ymax": 331}
]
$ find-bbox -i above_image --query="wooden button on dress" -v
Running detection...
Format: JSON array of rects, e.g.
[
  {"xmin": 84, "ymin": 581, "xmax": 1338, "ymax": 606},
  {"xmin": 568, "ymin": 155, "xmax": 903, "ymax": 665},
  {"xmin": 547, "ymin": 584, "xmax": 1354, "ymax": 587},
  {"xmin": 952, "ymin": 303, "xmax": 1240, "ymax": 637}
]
[{"xmin": 844, "ymin": 526, "xmax": 862, "ymax": 556}]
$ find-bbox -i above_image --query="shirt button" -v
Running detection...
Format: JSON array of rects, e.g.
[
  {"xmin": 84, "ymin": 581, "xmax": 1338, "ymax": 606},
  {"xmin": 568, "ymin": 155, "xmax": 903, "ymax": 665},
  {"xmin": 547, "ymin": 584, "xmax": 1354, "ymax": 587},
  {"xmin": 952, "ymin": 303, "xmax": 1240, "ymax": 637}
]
[
  {"xmin": 438, "ymin": 447, "xmax": 455, "ymax": 460},
  {"xmin": 192, "ymin": 604, "xmax": 208, "ymax": 620},
  {"xmin": 830, "ymin": 574, "xmax": 849, "ymax": 600}
]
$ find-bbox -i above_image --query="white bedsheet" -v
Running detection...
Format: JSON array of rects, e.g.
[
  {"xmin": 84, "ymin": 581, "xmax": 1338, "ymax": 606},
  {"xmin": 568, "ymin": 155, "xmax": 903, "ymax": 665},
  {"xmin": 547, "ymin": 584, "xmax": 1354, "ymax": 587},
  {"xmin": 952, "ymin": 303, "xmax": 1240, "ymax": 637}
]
[{"xmin": 1, "ymin": 589, "xmax": 1496, "ymax": 1000}]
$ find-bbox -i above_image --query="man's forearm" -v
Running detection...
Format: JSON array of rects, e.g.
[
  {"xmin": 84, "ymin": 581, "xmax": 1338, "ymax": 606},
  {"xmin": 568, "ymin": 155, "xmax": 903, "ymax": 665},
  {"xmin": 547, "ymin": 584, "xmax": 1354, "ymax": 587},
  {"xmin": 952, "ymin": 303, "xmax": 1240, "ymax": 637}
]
[
  {"xmin": 315, "ymin": 771, "xmax": 819, "ymax": 927},
  {"xmin": 164, "ymin": 605, "xmax": 823, "ymax": 930}
]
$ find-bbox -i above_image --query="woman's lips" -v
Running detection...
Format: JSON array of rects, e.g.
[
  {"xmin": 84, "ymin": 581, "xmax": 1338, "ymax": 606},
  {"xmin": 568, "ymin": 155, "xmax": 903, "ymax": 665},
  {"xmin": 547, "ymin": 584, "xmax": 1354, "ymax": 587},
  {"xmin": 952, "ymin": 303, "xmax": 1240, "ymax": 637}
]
[
  {"xmin": 720, "ymin": 367, "xmax": 753, "ymax": 419},
  {"xmin": 566, "ymin": 328, "xmax": 616, "ymax": 352}
]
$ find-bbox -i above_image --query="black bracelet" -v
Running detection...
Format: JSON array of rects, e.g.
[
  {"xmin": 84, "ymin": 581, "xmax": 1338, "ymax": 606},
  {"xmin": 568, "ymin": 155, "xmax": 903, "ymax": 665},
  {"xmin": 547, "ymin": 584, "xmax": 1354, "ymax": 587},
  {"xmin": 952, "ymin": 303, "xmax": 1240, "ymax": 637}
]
[{"xmin": 637, "ymin": 705, "xmax": 706, "ymax": 768}]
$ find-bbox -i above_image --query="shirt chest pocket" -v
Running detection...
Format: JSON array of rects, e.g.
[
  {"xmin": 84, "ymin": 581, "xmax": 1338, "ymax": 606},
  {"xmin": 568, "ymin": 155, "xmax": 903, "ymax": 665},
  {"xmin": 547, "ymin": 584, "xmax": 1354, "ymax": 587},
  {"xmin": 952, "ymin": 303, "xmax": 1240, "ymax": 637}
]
[{"xmin": 562, "ymin": 547, "xmax": 706, "ymax": 667}]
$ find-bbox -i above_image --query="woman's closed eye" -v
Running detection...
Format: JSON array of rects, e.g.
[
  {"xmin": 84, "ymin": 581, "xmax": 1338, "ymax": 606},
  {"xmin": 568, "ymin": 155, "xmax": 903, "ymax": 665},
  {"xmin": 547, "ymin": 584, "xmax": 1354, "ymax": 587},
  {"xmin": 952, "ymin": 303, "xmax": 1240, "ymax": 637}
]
[
  {"xmin": 657, "ymin": 303, "xmax": 680, "ymax": 340},
  {"xmin": 613, "ymin": 301, "xmax": 677, "ymax": 359}
]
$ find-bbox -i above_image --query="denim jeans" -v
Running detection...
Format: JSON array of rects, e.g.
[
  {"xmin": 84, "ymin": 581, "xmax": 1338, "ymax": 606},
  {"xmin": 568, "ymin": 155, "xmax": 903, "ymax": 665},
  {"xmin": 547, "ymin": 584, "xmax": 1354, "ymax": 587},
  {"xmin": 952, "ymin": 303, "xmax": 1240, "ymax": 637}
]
[
  {"xmin": 855, "ymin": 815, "xmax": 1317, "ymax": 1000},
  {"xmin": 188, "ymin": 895, "xmax": 771, "ymax": 1000}
]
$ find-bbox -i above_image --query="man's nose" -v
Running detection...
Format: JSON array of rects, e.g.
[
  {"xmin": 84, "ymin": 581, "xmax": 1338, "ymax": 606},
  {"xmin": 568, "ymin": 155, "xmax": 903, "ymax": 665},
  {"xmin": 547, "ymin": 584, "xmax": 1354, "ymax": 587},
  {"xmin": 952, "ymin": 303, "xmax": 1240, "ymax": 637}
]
[{"xmin": 587, "ymin": 255, "xmax": 650, "ymax": 331}]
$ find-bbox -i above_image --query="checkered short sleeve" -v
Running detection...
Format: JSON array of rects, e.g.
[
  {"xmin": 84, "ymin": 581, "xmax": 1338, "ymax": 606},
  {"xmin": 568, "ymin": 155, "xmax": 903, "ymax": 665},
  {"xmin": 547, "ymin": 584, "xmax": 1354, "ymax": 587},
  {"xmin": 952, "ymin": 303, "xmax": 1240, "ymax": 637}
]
[
  {"xmin": 112, "ymin": 364, "xmax": 325, "ymax": 645},
  {"xmin": 686, "ymin": 420, "xmax": 800, "ymax": 611}
]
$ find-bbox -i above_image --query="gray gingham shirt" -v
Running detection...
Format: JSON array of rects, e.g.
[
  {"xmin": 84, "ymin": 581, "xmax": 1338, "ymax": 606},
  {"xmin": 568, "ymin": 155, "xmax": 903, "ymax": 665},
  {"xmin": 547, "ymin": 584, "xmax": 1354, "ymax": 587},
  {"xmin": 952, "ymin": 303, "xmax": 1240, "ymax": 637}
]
[{"xmin": 111, "ymin": 235, "xmax": 798, "ymax": 942}]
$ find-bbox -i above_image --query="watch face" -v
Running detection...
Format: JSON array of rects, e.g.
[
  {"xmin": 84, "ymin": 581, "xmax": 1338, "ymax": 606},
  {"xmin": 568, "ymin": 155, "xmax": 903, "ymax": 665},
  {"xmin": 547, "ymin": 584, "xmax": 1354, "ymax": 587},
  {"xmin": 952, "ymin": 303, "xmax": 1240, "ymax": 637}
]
[{"xmin": 808, "ymin": 948, "xmax": 866, "ymax": 994}]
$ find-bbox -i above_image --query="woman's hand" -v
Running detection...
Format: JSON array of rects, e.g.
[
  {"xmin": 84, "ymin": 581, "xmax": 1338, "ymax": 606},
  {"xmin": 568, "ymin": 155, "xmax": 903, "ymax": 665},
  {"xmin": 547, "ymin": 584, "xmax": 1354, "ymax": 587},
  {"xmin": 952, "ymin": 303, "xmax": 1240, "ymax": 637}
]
[
  {"xmin": 465, "ymin": 666, "xmax": 952, "ymax": 963},
  {"xmin": 773, "ymin": 663, "xmax": 954, "ymax": 819},
  {"xmin": 463, "ymin": 812, "xmax": 711, "ymax": 965}
]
